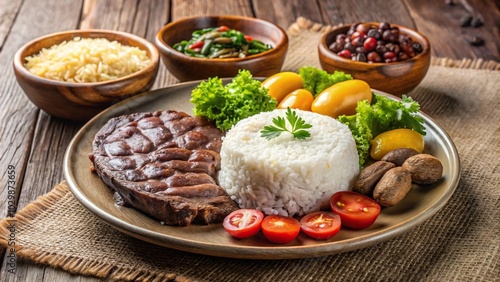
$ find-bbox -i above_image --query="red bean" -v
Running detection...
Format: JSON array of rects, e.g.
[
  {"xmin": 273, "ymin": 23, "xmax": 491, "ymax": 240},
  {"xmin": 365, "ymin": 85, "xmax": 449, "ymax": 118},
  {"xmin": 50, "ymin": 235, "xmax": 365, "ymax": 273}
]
[
  {"xmin": 329, "ymin": 42, "xmax": 344, "ymax": 53},
  {"xmin": 367, "ymin": 29, "xmax": 382, "ymax": 40},
  {"xmin": 356, "ymin": 46, "xmax": 367, "ymax": 54},
  {"xmin": 383, "ymin": 51, "xmax": 396, "ymax": 59},
  {"xmin": 336, "ymin": 34, "xmax": 347, "ymax": 45},
  {"xmin": 363, "ymin": 37, "xmax": 377, "ymax": 51},
  {"xmin": 344, "ymin": 42, "xmax": 356, "ymax": 53},
  {"xmin": 338, "ymin": 49, "xmax": 351, "ymax": 58},
  {"xmin": 356, "ymin": 52, "xmax": 367, "ymax": 62},
  {"xmin": 379, "ymin": 22, "xmax": 391, "ymax": 31},
  {"xmin": 350, "ymin": 31, "xmax": 367, "ymax": 41},
  {"xmin": 367, "ymin": 51, "xmax": 382, "ymax": 63},
  {"xmin": 351, "ymin": 36, "xmax": 365, "ymax": 47},
  {"xmin": 382, "ymin": 30, "xmax": 397, "ymax": 43},
  {"xmin": 356, "ymin": 23, "xmax": 371, "ymax": 33},
  {"xmin": 398, "ymin": 52, "xmax": 409, "ymax": 61}
]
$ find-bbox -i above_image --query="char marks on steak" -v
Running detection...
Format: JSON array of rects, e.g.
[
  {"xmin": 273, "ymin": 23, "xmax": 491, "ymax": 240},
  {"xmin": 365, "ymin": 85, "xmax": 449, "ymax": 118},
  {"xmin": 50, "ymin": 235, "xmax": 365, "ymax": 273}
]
[{"xmin": 90, "ymin": 110, "xmax": 238, "ymax": 226}]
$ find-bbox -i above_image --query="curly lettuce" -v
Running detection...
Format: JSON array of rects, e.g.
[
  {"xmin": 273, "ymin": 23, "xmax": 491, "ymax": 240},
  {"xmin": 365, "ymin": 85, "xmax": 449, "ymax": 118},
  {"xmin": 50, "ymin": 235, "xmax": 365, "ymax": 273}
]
[
  {"xmin": 299, "ymin": 66, "xmax": 352, "ymax": 97},
  {"xmin": 337, "ymin": 94, "xmax": 426, "ymax": 167},
  {"xmin": 190, "ymin": 69, "xmax": 277, "ymax": 131}
]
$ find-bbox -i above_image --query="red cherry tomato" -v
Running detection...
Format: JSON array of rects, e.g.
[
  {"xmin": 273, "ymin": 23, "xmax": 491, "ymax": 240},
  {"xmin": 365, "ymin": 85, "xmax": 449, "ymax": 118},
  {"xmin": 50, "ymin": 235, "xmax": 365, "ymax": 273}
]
[
  {"xmin": 218, "ymin": 25, "xmax": 229, "ymax": 32},
  {"xmin": 300, "ymin": 211, "xmax": 341, "ymax": 240},
  {"xmin": 188, "ymin": 41, "xmax": 204, "ymax": 50},
  {"xmin": 261, "ymin": 215, "xmax": 300, "ymax": 244},
  {"xmin": 223, "ymin": 209, "xmax": 264, "ymax": 239},
  {"xmin": 330, "ymin": 191, "xmax": 381, "ymax": 230},
  {"xmin": 244, "ymin": 35, "xmax": 253, "ymax": 42}
]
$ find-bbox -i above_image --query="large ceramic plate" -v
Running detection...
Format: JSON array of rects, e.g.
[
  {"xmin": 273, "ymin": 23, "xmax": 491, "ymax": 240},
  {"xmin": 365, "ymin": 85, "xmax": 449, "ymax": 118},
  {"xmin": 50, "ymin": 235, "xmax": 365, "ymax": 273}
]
[{"xmin": 64, "ymin": 80, "xmax": 460, "ymax": 259}]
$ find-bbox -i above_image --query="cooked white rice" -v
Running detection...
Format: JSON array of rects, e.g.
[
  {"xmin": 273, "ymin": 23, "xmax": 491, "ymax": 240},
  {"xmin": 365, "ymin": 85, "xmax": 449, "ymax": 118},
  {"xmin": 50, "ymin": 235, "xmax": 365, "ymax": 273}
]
[
  {"xmin": 218, "ymin": 109, "xmax": 359, "ymax": 217},
  {"xmin": 24, "ymin": 37, "xmax": 151, "ymax": 83}
]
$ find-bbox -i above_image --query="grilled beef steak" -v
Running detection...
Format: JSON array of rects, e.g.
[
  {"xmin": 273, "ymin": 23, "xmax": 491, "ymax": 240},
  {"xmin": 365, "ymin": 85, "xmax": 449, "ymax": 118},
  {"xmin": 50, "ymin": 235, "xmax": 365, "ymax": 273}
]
[{"xmin": 89, "ymin": 110, "xmax": 238, "ymax": 226}]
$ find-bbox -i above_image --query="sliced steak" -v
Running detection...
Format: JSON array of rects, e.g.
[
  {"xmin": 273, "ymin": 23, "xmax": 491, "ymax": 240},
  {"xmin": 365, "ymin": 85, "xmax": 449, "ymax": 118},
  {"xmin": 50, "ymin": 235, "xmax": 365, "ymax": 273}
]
[{"xmin": 89, "ymin": 110, "xmax": 238, "ymax": 226}]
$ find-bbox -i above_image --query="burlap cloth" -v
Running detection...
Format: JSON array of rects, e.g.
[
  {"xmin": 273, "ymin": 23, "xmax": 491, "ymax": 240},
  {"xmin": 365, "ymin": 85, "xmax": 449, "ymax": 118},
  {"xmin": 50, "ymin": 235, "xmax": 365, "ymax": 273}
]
[{"xmin": 1, "ymin": 17, "xmax": 499, "ymax": 282}]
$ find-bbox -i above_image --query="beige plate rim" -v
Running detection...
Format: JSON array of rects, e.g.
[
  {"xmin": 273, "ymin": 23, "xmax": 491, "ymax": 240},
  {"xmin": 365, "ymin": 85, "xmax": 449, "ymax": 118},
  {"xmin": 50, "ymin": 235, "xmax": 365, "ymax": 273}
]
[{"xmin": 63, "ymin": 79, "xmax": 461, "ymax": 259}]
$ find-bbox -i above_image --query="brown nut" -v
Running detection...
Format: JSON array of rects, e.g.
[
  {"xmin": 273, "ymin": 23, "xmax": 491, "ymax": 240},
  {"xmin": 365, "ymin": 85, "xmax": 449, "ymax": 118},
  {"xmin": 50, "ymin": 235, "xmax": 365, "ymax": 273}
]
[
  {"xmin": 381, "ymin": 148, "xmax": 419, "ymax": 166},
  {"xmin": 353, "ymin": 161, "xmax": 395, "ymax": 195},
  {"xmin": 402, "ymin": 154, "xmax": 443, "ymax": 184},
  {"xmin": 373, "ymin": 167, "xmax": 412, "ymax": 207}
]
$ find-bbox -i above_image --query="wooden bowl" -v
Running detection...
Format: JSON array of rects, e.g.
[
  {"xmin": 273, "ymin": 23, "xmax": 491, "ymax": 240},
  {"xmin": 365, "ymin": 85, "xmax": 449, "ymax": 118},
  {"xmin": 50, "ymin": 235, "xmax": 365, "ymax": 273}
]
[
  {"xmin": 318, "ymin": 23, "xmax": 431, "ymax": 96},
  {"xmin": 155, "ymin": 15, "xmax": 288, "ymax": 82},
  {"xmin": 13, "ymin": 29, "xmax": 159, "ymax": 121}
]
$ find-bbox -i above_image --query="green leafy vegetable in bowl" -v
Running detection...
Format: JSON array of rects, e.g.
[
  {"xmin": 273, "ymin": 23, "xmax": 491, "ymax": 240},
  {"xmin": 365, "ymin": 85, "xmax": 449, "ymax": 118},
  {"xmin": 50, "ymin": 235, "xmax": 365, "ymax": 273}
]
[
  {"xmin": 173, "ymin": 26, "xmax": 273, "ymax": 59},
  {"xmin": 191, "ymin": 69, "xmax": 277, "ymax": 131},
  {"xmin": 337, "ymin": 94, "xmax": 425, "ymax": 166}
]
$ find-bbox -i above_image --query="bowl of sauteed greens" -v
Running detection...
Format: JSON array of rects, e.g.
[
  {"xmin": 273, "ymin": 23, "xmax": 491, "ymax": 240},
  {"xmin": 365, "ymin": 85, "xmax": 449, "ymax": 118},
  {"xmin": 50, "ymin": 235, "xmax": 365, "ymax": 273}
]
[{"xmin": 155, "ymin": 15, "xmax": 288, "ymax": 81}]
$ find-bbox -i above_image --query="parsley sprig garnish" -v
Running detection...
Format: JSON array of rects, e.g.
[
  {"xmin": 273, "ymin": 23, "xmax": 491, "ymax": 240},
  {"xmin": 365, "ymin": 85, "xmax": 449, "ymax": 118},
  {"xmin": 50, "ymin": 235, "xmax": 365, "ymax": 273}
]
[{"xmin": 260, "ymin": 108, "xmax": 312, "ymax": 140}]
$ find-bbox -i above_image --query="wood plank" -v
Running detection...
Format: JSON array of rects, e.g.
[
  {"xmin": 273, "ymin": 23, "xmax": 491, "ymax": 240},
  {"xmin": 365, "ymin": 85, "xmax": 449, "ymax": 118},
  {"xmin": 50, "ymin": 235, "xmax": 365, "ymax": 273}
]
[
  {"xmin": 80, "ymin": 0, "xmax": 136, "ymax": 31},
  {"xmin": 1, "ymin": 1, "xmax": 170, "ymax": 280},
  {"xmin": 0, "ymin": 0, "xmax": 85, "ymax": 221},
  {"xmin": 0, "ymin": 0, "xmax": 85, "ymax": 267},
  {"xmin": 0, "ymin": 0, "xmax": 83, "ymax": 279},
  {"xmin": 319, "ymin": 0, "xmax": 415, "ymax": 28},
  {"xmin": 134, "ymin": 0, "xmax": 175, "ymax": 88},
  {"xmin": 0, "ymin": 0, "xmax": 22, "ymax": 48},
  {"xmin": 253, "ymin": 0, "xmax": 323, "ymax": 30},
  {"xmin": 171, "ymin": 0, "xmax": 254, "ymax": 19},
  {"xmin": 131, "ymin": 0, "xmax": 170, "ymax": 42},
  {"xmin": 405, "ymin": 0, "xmax": 499, "ymax": 60},
  {"xmin": 0, "ymin": 0, "xmax": 84, "ymax": 223}
]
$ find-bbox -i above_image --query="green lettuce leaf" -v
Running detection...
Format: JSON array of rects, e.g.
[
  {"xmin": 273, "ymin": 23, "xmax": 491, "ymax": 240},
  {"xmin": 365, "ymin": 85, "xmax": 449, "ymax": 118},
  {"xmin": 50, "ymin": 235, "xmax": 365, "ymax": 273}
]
[
  {"xmin": 298, "ymin": 66, "xmax": 352, "ymax": 97},
  {"xmin": 190, "ymin": 69, "xmax": 277, "ymax": 131},
  {"xmin": 337, "ymin": 94, "xmax": 425, "ymax": 167}
]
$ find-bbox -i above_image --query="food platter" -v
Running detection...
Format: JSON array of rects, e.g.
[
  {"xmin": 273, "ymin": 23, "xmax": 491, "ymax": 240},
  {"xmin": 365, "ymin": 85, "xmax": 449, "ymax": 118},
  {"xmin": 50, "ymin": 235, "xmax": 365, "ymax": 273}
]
[{"xmin": 64, "ymin": 79, "xmax": 460, "ymax": 259}]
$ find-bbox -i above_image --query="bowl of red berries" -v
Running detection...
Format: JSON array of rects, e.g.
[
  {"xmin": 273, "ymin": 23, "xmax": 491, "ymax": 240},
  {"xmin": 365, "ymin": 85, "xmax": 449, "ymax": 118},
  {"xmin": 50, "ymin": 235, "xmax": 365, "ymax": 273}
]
[{"xmin": 318, "ymin": 22, "xmax": 431, "ymax": 96}]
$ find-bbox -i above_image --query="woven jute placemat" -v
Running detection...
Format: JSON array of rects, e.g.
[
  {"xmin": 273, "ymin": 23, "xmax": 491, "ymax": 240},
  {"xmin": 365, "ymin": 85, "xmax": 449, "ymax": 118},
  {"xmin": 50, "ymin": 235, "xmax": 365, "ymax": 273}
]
[{"xmin": 1, "ymin": 18, "xmax": 499, "ymax": 282}]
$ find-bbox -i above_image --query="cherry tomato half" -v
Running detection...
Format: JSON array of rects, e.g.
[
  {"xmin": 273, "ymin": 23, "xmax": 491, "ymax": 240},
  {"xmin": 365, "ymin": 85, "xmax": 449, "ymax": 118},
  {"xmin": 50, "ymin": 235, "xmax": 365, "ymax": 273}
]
[
  {"xmin": 277, "ymin": 89, "xmax": 314, "ymax": 111},
  {"xmin": 261, "ymin": 215, "xmax": 301, "ymax": 244},
  {"xmin": 330, "ymin": 191, "xmax": 381, "ymax": 230},
  {"xmin": 223, "ymin": 209, "xmax": 264, "ymax": 239},
  {"xmin": 300, "ymin": 211, "xmax": 341, "ymax": 240},
  {"xmin": 261, "ymin": 72, "xmax": 303, "ymax": 103},
  {"xmin": 311, "ymin": 79, "xmax": 372, "ymax": 118}
]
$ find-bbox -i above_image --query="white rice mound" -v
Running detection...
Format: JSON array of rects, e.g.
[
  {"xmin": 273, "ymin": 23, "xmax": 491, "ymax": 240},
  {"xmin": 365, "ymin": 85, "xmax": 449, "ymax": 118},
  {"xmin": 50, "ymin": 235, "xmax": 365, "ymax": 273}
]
[
  {"xmin": 24, "ymin": 37, "xmax": 151, "ymax": 83},
  {"xmin": 218, "ymin": 109, "xmax": 360, "ymax": 217}
]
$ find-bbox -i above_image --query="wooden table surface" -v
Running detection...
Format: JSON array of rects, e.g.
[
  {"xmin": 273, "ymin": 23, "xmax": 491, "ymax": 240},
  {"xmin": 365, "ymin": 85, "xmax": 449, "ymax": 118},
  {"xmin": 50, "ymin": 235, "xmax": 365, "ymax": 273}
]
[{"xmin": 0, "ymin": 0, "xmax": 498, "ymax": 281}]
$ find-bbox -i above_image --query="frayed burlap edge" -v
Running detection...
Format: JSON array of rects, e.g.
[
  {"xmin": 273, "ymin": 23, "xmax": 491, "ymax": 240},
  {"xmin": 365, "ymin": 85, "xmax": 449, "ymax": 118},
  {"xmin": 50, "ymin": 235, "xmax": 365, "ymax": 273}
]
[
  {"xmin": 0, "ymin": 181, "xmax": 187, "ymax": 282},
  {"xmin": 288, "ymin": 16, "xmax": 500, "ymax": 70},
  {"xmin": 0, "ymin": 182, "xmax": 68, "ymax": 255}
]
